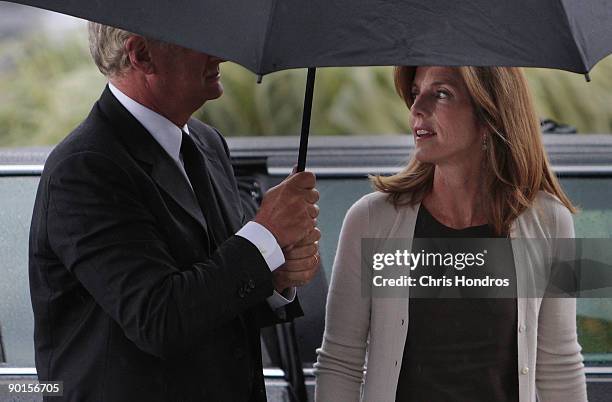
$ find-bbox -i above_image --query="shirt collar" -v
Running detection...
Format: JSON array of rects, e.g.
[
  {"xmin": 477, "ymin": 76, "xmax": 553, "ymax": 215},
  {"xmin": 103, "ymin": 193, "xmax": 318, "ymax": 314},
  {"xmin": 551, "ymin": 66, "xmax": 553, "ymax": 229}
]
[{"xmin": 108, "ymin": 83, "xmax": 189, "ymax": 163}]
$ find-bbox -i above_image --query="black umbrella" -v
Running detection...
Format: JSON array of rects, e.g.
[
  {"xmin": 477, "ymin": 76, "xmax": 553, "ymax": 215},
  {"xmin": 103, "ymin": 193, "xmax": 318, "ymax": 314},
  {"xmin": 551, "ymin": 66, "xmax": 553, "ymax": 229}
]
[
  {"xmin": 8, "ymin": 0, "xmax": 611, "ymax": 74},
  {"xmin": 6, "ymin": 0, "xmax": 612, "ymax": 170}
]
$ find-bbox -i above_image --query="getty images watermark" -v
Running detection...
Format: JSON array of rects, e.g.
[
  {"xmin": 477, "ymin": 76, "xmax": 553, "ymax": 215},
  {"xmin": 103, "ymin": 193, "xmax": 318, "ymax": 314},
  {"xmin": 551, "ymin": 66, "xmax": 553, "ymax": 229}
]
[
  {"xmin": 371, "ymin": 247, "xmax": 510, "ymax": 288},
  {"xmin": 360, "ymin": 238, "xmax": 612, "ymax": 298}
]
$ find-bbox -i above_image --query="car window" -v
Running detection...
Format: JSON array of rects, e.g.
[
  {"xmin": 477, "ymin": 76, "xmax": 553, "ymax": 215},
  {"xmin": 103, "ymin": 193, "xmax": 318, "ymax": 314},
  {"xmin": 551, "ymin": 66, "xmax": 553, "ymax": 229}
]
[
  {"xmin": 0, "ymin": 176, "xmax": 38, "ymax": 367},
  {"xmin": 565, "ymin": 178, "xmax": 612, "ymax": 238},
  {"xmin": 562, "ymin": 177, "xmax": 612, "ymax": 366},
  {"xmin": 315, "ymin": 178, "xmax": 373, "ymax": 278}
]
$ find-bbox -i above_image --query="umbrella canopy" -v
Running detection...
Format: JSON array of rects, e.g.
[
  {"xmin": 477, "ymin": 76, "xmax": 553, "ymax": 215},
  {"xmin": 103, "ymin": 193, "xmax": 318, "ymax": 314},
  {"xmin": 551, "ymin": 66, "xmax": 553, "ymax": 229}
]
[{"xmin": 7, "ymin": 0, "xmax": 612, "ymax": 75}]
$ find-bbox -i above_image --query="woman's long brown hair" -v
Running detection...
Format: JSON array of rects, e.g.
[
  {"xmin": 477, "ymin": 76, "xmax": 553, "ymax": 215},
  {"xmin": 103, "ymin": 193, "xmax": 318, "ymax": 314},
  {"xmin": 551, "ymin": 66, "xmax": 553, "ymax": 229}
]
[{"xmin": 372, "ymin": 66, "xmax": 576, "ymax": 236}]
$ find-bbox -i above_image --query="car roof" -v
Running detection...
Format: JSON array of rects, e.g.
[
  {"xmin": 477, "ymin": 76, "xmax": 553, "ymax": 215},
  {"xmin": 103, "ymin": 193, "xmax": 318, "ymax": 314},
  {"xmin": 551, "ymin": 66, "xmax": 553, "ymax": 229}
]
[{"xmin": 1, "ymin": 134, "xmax": 611, "ymax": 176}]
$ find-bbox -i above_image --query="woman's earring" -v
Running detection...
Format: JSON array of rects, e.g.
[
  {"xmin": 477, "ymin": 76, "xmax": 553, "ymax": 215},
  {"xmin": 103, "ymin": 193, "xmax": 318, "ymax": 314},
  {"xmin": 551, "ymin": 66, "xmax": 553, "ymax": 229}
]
[{"xmin": 482, "ymin": 135, "xmax": 488, "ymax": 151}]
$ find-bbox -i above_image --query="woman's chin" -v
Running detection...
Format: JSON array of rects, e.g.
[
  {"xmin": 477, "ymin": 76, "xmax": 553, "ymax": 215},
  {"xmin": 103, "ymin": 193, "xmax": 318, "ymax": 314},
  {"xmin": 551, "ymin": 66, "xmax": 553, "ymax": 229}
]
[{"xmin": 414, "ymin": 151, "xmax": 438, "ymax": 164}]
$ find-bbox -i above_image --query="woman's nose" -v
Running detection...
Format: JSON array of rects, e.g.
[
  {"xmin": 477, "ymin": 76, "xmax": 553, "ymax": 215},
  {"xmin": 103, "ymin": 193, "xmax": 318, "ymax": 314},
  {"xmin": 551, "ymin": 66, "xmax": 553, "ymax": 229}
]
[{"xmin": 410, "ymin": 95, "xmax": 429, "ymax": 118}]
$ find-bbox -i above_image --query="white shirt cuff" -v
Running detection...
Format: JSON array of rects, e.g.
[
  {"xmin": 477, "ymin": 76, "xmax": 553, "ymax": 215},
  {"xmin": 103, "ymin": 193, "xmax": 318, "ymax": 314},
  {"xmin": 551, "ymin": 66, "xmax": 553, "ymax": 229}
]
[
  {"xmin": 236, "ymin": 221, "xmax": 285, "ymax": 271},
  {"xmin": 267, "ymin": 287, "xmax": 297, "ymax": 310}
]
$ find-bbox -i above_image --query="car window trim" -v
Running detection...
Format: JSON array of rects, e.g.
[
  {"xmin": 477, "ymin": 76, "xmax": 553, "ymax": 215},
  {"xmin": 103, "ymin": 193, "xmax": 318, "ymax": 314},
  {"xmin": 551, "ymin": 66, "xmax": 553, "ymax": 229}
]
[
  {"xmin": 5, "ymin": 164, "xmax": 612, "ymax": 177},
  {"xmin": 0, "ymin": 366, "xmax": 609, "ymax": 377},
  {"xmin": 0, "ymin": 367, "xmax": 287, "ymax": 377},
  {"xmin": 0, "ymin": 165, "xmax": 43, "ymax": 175},
  {"xmin": 267, "ymin": 165, "xmax": 612, "ymax": 177}
]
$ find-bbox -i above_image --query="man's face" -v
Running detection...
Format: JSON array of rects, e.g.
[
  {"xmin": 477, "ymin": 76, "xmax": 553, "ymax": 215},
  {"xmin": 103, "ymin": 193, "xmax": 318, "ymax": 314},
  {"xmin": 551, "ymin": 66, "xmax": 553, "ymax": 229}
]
[{"xmin": 149, "ymin": 43, "xmax": 225, "ymax": 112}]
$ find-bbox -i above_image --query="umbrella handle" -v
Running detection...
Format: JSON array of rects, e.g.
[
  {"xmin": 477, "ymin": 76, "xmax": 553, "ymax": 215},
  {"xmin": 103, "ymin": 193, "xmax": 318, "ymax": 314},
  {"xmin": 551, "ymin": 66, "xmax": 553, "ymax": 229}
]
[{"xmin": 297, "ymin": 68, "xmax": 317, "ymax": 172}]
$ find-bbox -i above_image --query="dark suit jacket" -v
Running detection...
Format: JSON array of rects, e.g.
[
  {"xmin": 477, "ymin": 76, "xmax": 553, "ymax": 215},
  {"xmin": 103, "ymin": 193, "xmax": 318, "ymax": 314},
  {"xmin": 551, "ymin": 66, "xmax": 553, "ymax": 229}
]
[{"xmin": 29, "ymin": 87, "xmax": 301, "ymax": 401}]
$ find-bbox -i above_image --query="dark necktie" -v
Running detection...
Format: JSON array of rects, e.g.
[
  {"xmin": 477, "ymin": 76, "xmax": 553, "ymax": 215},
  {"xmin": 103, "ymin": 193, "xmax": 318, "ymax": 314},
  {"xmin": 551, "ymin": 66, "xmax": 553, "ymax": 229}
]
[{"xmin": 180, "ymin": 131, "xmax": 229, "ymax": 250}]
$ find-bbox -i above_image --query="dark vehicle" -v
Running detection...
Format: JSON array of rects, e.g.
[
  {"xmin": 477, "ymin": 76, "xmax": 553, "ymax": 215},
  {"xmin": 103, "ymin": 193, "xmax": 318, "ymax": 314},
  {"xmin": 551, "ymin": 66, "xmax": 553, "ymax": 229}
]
[{"xmin": 1, "ymin": 134, "xmax": 611, "ymax": 401}]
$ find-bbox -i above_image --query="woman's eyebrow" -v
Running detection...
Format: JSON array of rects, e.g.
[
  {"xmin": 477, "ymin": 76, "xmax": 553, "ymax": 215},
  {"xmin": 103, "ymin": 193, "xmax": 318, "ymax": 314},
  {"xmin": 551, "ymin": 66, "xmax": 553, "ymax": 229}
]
[
  {"xmin": 429, "ymin": 78, "xmax": 459, "ymax": 87},
  {"xmin": 410, "ymin": 78, "xmax": 459, "ymax": 89},
  {"xmin": 413, "ymin": 77, "xmax": 460, "ymax": 89}
]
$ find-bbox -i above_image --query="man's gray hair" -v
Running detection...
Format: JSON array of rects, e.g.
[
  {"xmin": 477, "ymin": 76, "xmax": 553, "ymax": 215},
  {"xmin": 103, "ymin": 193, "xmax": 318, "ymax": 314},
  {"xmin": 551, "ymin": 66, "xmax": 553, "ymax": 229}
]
[{"xmin": 88, "ymin": 22, "xmax": 134, "ymax": 77}]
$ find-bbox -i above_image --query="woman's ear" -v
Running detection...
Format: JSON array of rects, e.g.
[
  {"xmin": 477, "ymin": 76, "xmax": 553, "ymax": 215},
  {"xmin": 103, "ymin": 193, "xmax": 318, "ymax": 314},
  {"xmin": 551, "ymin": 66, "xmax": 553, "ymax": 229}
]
[
  {"xmin": 482, "ymin": 132, "xmax": 488, "ymax": 151},
  {"xmin": 124, "ymin": 36, "xmax": 155, "ymax": 75}
]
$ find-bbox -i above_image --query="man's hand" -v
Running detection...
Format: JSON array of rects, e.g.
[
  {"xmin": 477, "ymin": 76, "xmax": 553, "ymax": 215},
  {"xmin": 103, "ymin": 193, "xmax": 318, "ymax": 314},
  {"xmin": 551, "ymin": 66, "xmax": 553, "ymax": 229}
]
[
  {"xmin": 273, "ymin": 228, "xmax": 321, "ymax": 293},
  {"xmin": 254, "ymin": 171, "xmax": 319, "ymax": 248}
]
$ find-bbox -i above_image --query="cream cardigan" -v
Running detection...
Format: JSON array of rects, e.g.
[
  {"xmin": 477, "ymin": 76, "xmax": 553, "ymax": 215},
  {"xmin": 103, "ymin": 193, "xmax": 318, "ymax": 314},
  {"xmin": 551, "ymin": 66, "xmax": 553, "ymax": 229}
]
[{"xmin": 314, "ymin": 191, "xmax": 587, "ymax": 402}]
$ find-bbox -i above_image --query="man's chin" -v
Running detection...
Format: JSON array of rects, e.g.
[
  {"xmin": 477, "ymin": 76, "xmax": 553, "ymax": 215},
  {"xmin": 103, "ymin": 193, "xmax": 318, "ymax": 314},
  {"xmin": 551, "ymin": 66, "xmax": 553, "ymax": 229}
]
[{"xmin": 203, "ymin": 85, "xmax": 224, "ymax": 102}]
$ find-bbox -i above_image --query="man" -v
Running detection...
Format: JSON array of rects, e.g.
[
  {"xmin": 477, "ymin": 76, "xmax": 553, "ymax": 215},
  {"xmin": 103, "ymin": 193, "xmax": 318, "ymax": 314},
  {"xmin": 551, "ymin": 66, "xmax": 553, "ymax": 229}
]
[{"xmin": 29, "ymin": 23, "xmax": 320, "ymax": 401}]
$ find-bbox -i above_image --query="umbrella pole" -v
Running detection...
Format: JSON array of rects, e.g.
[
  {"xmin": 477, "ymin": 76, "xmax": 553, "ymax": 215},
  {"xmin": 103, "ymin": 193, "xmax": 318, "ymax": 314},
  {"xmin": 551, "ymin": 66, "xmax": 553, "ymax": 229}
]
[
  {"xmin": 297, "ymin": 68, "xmax": 317, "ymax": 172},
  {"xmin": 275, "ymin": 67, "xmax": 317, "ymax": 402}
]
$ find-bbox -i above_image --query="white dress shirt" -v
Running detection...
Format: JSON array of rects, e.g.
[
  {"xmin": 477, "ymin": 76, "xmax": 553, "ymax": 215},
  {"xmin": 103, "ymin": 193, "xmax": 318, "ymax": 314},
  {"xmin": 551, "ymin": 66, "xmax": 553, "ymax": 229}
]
[{"xmin": 108, "ymin": 83, "xmax": 295, "ymax": 308}]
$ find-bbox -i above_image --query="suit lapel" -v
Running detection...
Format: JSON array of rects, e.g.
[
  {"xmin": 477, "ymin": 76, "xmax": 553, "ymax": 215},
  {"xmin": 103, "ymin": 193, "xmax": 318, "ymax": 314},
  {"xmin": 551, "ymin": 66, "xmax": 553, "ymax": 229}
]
[
  {"xmin": 149, "ymin": 155, "xmax": 209, "ymax": 234},
  {"xmin": 96, "ymin": 86, "xmax": 210, "ymax": 234},
  {"xmin": 188, "ymin": 125, "xmax": 243, "ymax": 236}
]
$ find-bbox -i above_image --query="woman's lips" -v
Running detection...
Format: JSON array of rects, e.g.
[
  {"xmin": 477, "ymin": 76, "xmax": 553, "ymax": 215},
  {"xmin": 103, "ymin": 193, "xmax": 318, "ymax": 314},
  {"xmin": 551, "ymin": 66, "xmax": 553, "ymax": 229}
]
[{"xmin": 415, "ymin": 129, "xmax": 436, "ymax": 139}]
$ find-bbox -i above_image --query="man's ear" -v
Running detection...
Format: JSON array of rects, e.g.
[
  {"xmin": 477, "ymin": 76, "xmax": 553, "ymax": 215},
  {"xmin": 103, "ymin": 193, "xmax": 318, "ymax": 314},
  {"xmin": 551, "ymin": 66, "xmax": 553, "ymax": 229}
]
[{"xmin": 125, "ymin": 36, "xmax": 155, "ymax": 74}]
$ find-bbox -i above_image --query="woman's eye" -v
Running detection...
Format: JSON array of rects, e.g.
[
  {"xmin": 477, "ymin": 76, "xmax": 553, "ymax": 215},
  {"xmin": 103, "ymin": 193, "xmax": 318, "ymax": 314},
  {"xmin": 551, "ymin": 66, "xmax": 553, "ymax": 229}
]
[{"xmin": 436, "ymin": 90, "xmax": 450, "ymax": 99}]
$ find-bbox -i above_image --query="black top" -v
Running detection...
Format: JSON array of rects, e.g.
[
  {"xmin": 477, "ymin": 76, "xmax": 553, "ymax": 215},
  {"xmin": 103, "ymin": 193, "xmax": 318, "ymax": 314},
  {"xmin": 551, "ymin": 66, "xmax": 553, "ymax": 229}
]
[{"xmin": 395, "ymin": 205, "xmax": 519, "ymax": 402}]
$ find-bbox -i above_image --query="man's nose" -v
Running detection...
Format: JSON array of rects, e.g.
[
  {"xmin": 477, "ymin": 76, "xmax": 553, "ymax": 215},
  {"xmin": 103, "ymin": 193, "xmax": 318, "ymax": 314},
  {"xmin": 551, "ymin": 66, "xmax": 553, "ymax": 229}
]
[{"xmin": 210, "ymin": 56, "xmax": 226, "ymax": 64}]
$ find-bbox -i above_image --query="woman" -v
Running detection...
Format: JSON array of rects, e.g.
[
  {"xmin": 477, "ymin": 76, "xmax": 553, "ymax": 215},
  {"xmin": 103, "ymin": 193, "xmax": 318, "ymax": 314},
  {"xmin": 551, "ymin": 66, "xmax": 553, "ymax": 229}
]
[{"xmin": 314, "ymin": 66, "xmax": 587, "ymax": 402}]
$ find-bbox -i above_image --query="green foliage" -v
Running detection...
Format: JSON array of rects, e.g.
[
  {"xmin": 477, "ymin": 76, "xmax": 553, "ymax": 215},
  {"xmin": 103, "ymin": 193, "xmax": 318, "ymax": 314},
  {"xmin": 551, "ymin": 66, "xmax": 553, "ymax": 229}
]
[
  {"xmin": 0, "ymin": 36, "xmax": 104, "ymax": 146},
  {"xmin": 0, "ymin": 33, "xmax": 105, "ymax": 146},
  {"xmin": 526, "ymin": 57, "xmax": 612, "ymax": 134},
  {"xmin": 196, "ymin": 64, "xmax": 408, "ymax": 136},
  {"xmin": 0, "ymin": 29, "xmax": 611, "ymax": 146},
  {"xmin": 577, "ymin": 315, "xmax": 612, "ymax": 357}
]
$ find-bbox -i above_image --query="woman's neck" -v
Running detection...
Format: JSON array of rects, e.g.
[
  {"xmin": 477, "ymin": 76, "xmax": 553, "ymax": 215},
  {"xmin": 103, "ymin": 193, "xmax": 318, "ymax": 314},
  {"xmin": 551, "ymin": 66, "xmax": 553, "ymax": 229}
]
[{"xmin": 423, "ymin": 162, "xmax": 487, "ymax": 229}]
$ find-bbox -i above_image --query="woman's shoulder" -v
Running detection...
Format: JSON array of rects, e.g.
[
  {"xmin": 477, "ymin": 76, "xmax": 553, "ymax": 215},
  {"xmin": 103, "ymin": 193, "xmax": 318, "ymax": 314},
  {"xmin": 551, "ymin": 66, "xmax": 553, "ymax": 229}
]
[
  {"xmin": 532, "ymin": 191, "xmax": 572, "ymax": 217},
  {"xmin": 343, "ymin": 192, "xmax": 387, "ymax": 227},
  {"xmin": 527, "ymin": 191, "xmax": 574, "ymax": 237},
  {"xmin": 351, "ymin": 191, "xmax": 390, "ymax": 210},
  {"xmin": 344, "ymin": 191, "xmax": 419, "ymax": 236},
  {"xmin": 347, "ymin": 191, "xmax": 404, "ymax": 219}
]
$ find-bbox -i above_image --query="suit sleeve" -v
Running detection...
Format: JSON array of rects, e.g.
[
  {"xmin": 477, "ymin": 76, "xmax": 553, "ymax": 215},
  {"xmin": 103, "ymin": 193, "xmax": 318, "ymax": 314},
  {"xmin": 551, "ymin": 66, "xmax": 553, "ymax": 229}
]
[
  {"xmin": 535, "ymin": 203, "xmax": 587, "ymax": 402},
  {"xmin": 214, "ymin": 127, "xmax": 304, "ymax": 326},
  {"xmin": 314, "ymin": 197, "xmax": 371, "ymax": 401},
  {"xmin": 46, "ymin": 151, "xmax": 274, "ymax": 360}
]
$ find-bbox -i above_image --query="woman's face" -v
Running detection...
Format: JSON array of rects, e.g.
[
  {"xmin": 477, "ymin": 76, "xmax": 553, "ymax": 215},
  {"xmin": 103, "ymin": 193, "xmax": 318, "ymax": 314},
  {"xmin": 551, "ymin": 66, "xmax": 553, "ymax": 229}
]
[{"xmin": 409, "ymin": 66, "xmax": 485, "ymax": 166}]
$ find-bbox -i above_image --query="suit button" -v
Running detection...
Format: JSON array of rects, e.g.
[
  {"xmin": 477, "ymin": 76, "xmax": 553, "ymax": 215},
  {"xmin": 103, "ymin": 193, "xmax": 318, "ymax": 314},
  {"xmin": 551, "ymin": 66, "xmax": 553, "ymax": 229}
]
[{"xmin": 248, "ymin": 279, "xmax": 255, "ymax": 289}]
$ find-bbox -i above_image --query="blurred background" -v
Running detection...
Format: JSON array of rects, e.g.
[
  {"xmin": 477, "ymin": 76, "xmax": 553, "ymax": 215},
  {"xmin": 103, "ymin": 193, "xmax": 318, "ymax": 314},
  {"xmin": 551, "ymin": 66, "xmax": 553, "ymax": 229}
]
[{"xmin": 1, "ymin": 2, "xmax": 611, "ymax": 147}]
